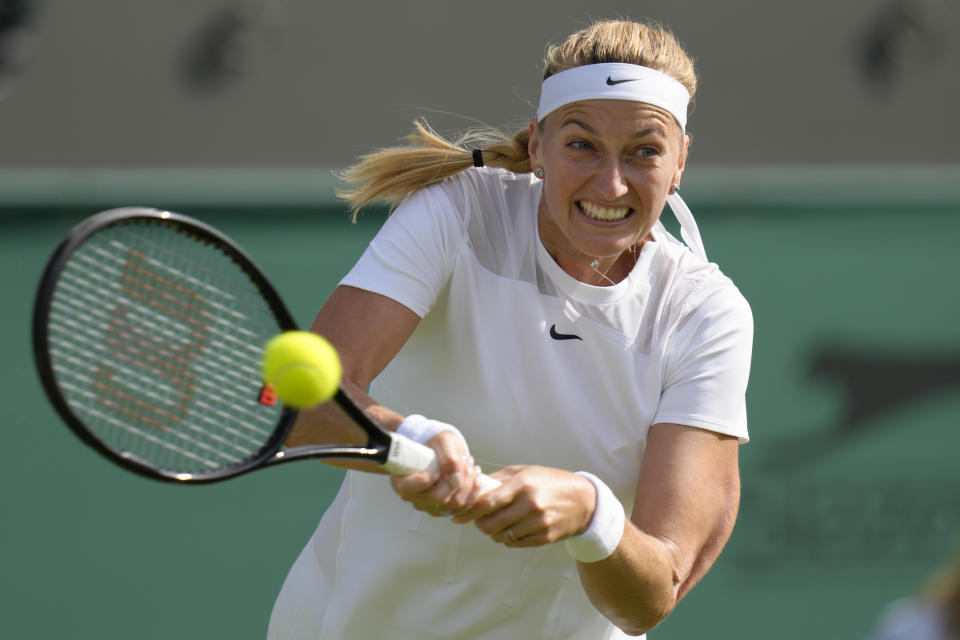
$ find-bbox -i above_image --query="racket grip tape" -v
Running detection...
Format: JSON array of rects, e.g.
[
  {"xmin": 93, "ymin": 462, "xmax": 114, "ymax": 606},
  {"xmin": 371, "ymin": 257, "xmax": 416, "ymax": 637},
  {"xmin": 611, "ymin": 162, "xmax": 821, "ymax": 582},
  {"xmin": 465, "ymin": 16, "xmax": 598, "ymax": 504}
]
[{"xmin": 381, "ymin": 432, "xmax": 501, "ymax": 492}]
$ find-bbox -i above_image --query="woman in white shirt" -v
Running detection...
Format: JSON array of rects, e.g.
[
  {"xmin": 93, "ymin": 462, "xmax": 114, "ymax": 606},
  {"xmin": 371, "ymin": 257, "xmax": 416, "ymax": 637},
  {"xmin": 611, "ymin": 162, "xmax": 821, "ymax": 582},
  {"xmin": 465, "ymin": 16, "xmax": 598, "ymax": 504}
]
[{"xmin": 269, "ymin": 18, "xmax": 753, "ymax": 639}]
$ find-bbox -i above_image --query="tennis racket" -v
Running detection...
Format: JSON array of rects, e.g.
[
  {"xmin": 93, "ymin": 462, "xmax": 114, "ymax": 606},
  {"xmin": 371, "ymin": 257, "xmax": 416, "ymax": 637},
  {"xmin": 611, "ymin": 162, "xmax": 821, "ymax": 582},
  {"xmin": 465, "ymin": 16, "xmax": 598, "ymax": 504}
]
[{"xmin": 32, "ymin": 206, "xmax": 499, "ymax": 488}]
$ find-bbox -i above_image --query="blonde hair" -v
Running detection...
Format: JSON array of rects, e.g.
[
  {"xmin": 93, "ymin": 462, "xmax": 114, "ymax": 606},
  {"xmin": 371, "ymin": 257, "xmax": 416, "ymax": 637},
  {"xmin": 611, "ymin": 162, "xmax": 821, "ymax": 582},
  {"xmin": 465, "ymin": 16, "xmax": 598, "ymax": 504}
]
[{"xmin": 338, "ymin": 19, "xmax": 697, "ymax": 218}]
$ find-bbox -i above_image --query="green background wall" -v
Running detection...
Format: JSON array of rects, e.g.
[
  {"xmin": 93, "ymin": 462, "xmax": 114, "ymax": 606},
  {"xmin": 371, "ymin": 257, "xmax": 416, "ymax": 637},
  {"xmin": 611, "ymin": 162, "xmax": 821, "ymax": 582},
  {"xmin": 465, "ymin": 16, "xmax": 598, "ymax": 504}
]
[{"xmin": 2, "ymin": 167, "xmax": 958, "ymax": 638}]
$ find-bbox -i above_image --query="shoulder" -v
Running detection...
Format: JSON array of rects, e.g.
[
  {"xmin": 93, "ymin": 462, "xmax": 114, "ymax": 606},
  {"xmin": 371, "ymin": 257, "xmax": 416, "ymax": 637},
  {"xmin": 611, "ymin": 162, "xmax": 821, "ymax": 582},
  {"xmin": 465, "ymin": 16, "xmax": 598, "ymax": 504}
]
[
  {"xmin": 449, "ymin": 165, "xmax": 539, "ymax": 189},
  {"xmin": 647, "ymin": 230, "xmax": 752, "ymax": 342},
  {"xmin": 393, "ymin": 167, "xmax": 538, "ymax": 226},
  {"xmin": 432, "ymin": 166, "xmax": 539, "ymax": 212},
  {"xmin": 427, "ymin": 168, "xmax": 542, "ymax": 273}
]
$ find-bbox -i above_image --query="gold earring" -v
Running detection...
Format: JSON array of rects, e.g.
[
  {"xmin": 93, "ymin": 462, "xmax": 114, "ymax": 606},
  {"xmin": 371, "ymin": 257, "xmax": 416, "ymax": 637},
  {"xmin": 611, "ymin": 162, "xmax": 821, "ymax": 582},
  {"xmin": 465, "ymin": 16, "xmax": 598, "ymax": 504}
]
[{"xmin": 534, "ymin": 168, "xmax": 544, "ymax": 179}]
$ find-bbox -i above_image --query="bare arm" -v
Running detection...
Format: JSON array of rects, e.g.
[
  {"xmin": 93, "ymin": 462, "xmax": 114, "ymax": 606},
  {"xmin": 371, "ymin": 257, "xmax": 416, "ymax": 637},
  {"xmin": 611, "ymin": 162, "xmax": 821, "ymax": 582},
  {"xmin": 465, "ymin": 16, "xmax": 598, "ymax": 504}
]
[
  {"xmin": 283, "ymin": 285, "xmax": 420, "ymax": 471},
  {"xmin": 576, "ymin": 423, "xmax": 741, "ymax": 634},
  {"xmin": 453, "ymin": 423, "xmax": 740, "ymax": 636},
  {"xmin": 284, "ymin": 285, "xmax": 478, "ymax": 505}
]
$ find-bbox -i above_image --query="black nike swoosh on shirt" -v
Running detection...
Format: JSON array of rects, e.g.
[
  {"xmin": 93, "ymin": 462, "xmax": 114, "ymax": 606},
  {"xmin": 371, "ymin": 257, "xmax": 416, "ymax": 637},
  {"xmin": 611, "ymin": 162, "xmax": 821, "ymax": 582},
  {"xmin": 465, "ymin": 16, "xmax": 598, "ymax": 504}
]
[
  {"xmin": 549, "ymin": 324, "xmax": 583, "ymax": 341},
  {"xmin": 606, "ymin": 76, "xmax": 639, "ymax": 86}
]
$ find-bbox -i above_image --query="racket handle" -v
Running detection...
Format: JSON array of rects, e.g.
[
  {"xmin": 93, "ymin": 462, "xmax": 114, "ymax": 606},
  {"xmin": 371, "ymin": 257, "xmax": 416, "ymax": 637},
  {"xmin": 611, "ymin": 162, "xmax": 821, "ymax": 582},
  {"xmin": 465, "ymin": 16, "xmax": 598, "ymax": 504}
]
[{"xmin": 382, "ymin": 432, "xmax": 501, "ymax": 492}]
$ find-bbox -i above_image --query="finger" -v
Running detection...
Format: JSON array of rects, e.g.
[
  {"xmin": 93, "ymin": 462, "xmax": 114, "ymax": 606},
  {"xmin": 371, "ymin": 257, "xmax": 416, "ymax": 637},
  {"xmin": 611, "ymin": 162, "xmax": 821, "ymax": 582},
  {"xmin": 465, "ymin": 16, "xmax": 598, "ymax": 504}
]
[
  {"xmin": 488, "ymin": 465, "xmax": 524, "ymax": 484},
  {"xmin": 400, "ymin": 473, "xmax": 468, "ymax": 516},
  {"xmin": 447, "ymin": 457, "xmax": 484, "ymax": 509},
  {"xmin": 476, "ymin": 500, "xmax": 531, "ymax": 538},
  {"xmin": 451, "ymin": 480, "xmax": 505, "ymax": 523},
  {"xmin": 447, "ymin": 464, "xmax": 487, "ymax": 519},
  {"xmin": 491, "ymin": 513, "xmax": 543, "ymax": 547},
  {"xmin": 429, "ymin": 432, "xmax": 473, "ymax": 493},
  {"xmin": 426, "ymin": 433, "xmax": 480, "ymax": 510},
  {"xmin": 406, "ymin": 494, "xmax": 455, "ymax": 517},
  {"xmin": 500, "ymin": 527, "xmax": 553, "ymax": 547},
  {"xmin": 424, "ymin": 476, "xmax": 460, "ymax": 506},
  {"xmin": 500, "ymin": 527, "xmax": 523, "ymax": 547},
  {"xmin": 390, "ymin": 469, "xmax": 441, "ymax": 497}
]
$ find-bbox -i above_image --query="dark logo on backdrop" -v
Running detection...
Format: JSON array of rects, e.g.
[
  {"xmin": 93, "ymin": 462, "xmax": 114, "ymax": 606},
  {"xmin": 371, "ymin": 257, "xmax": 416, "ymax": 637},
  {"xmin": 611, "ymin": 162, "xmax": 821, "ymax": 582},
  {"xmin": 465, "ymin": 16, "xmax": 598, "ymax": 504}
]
[
  {"xmin": 742, "ymin": 342, "xmax": 960, "ymax": 571},
  {"xmin": 549, "ymin": 324, "xmax": 582, "ymax": 341},
  {"xmin": 606, "ymin": 76, "xmax": 639, "ymax": 86},
  {"xmin": 763, "ymin": 343, "xmax": 960, "ymax": 470}
]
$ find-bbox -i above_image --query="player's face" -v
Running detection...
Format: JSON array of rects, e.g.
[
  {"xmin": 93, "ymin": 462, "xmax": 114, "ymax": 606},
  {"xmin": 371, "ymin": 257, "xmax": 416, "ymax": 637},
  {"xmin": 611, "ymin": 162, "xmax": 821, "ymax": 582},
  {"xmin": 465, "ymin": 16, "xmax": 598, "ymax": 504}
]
[{"xmin": 529, "ymin": 99, "xmax": 688, "ymax": 282}]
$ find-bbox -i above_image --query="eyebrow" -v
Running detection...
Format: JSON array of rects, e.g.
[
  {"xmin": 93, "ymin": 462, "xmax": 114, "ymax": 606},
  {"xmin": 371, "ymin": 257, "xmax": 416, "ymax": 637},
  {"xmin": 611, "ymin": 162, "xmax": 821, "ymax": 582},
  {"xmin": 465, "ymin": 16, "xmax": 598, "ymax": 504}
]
[
  {"xmin": 559, "ymin": 118, "xmax": 668, "ymax": 139},
  {"xmin": 560, "ymin": 118, "xmax": 598, "ymax": 134}
]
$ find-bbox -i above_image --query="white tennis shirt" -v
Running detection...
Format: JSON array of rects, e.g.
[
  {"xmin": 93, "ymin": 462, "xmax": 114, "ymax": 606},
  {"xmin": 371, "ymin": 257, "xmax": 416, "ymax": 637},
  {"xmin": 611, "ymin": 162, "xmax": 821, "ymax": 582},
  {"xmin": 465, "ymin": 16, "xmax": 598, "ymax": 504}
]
[{"xmin": 268, "ymin": 167, "xmax": 753, "ymax": 639}]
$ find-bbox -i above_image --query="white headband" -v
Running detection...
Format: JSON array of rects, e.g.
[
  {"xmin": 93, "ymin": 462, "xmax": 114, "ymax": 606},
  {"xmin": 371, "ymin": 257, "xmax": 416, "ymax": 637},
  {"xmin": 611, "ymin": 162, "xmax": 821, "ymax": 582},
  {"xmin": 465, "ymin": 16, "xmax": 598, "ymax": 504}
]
[{"xmin": 537, "ymin": 63, "xmax": 690, "ymax": 130}]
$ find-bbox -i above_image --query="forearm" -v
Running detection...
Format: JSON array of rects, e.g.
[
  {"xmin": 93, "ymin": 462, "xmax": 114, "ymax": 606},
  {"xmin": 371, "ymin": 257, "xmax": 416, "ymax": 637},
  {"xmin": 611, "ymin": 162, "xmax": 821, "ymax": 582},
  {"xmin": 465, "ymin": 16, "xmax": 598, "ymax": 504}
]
[
  {"xmin": 461, "ymin": 467, "xmax": 682, "ymax": 634},
  {"xmin": 576, "ymin": 523, "xmax": 679, "ymax": 636},
  {"xmin": 283, "ymin": 380, "xmax": 403, "ymax": 474},
  {"xmin": 280, "ymin": 286, "xmax": 422, "ymax": 473},
  {"xmin": 573, "ymin": 426, "xmax": 741, "ymax": 635}
]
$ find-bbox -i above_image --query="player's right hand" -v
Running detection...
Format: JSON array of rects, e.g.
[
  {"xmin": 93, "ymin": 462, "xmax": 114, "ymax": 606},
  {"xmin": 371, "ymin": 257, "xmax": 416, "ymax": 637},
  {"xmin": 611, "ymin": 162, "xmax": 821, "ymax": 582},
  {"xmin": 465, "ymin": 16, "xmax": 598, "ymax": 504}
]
[{"xmin": 390, "ymin": 430, "xmax": 483, "ymax": 517}]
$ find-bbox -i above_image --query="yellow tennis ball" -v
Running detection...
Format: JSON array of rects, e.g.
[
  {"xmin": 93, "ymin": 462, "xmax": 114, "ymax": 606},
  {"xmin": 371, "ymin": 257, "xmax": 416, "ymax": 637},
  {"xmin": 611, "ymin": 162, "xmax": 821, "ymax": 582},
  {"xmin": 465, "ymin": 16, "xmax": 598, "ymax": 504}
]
[{"xmin": 262, "ymin": 331, "xmax": 342, "ymax": 408}]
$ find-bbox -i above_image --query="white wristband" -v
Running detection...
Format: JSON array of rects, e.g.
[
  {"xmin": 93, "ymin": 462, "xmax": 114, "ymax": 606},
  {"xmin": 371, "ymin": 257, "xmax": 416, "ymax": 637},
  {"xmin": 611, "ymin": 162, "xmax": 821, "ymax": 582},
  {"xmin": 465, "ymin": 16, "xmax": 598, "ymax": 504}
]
[
  {"xmin": 564, "ymin": 471, "xmax": 626, "ymax": 563},
  {"xmin": 396, "ymin": 414, "xmax": 469, "ymax": 455}
]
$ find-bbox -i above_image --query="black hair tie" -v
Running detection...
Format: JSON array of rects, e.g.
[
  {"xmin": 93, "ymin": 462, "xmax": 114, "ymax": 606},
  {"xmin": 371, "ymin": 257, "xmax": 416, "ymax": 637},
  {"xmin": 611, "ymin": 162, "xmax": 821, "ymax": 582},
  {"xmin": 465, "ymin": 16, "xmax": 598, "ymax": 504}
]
[{"xmin": 472, "ymin": 149, "xmax": 484, "ymax": 168}]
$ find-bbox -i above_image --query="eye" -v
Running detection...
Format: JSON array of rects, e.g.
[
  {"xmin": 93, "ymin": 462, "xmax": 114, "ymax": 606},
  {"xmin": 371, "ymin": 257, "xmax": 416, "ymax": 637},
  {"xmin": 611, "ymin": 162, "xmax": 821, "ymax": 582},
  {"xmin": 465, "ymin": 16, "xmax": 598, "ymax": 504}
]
[
  {"xmin": 633, "ymin": 146, "xmax": 660, "ymax": 159},
  {"xmin": 568, "ymin": 140, "xmax": 595, "ymax": 152}
]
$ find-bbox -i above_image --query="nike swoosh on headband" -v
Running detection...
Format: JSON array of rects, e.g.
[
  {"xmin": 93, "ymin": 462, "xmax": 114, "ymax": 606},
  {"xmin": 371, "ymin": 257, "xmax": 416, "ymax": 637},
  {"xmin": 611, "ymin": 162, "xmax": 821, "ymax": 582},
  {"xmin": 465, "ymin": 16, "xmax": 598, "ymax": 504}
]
[
  {"xmin": 606, "ymin": 76, "xmax": 639, "ymax": 86},
  {"xmin": 549, "ymin": 324, "xmax": 582, "ymax": 341}
]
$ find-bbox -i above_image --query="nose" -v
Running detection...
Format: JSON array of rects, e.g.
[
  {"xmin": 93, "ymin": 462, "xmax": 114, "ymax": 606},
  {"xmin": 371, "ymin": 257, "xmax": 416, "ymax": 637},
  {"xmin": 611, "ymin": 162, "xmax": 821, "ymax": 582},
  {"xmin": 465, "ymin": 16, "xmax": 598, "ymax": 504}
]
[{"xmin": 594, "ymin": 154, "xmax": 630, "ymax": 200}]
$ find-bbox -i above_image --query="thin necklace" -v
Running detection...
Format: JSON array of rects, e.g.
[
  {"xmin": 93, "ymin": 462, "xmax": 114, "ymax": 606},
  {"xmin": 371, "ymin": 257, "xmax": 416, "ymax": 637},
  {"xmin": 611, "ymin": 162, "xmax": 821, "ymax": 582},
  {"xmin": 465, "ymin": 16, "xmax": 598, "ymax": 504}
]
[{"xmin": 541, "ymin": 237, "xmax": 639, "ymax": 286}]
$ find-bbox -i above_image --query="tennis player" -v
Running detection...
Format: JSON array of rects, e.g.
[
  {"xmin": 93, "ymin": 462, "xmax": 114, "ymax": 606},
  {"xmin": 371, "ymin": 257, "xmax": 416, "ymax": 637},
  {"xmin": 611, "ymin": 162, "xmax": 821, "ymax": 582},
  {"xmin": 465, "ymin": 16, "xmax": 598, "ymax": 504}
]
[{"xmin": 269, "ymin": 19, "xmax": 753, "ymax": 639}]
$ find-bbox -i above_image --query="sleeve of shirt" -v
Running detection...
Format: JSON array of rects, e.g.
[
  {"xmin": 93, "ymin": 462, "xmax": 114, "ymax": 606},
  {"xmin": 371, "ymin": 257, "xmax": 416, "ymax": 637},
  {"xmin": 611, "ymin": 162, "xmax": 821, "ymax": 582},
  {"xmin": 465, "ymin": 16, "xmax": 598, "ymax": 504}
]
[
  {"xmin": 653, "ymin": 287, "xmax": 754, "ymax": 443},
  {"xmin": 339, "ymin": 183, "xmax": 466, "ymax": 318}
]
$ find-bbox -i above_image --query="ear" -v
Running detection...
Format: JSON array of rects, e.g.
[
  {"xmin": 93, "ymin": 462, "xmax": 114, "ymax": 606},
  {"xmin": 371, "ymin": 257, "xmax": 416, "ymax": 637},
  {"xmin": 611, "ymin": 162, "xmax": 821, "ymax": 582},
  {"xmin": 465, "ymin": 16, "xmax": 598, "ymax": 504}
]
[
  {"xmin": 528, "ymin": 119, "xmax": 542, "ymax": 171},
  {"xmin": 673, "ymin": 133, "xmax": 691, "ymax": 186}
]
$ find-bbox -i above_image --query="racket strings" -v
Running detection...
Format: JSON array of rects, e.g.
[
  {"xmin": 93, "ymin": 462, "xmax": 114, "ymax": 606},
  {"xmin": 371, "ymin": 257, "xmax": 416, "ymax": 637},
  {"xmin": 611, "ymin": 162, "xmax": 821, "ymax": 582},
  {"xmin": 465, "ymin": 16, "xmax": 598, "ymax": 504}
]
[
  {"xmin": 49, "ymin": 288, "xmax": 272, "ymax": 431},
  {"xmin": 47, "ymin": 221, "xmax": 285, "ymax": 474}
]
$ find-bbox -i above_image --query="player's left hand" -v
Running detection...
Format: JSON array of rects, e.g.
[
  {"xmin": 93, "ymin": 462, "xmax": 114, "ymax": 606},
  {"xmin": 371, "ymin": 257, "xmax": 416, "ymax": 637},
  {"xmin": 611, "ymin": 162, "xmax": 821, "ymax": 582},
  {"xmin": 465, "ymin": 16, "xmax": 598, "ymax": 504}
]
[{"xmin": 452, "ymin": 465, "xmax": 597, "ymax": 547}]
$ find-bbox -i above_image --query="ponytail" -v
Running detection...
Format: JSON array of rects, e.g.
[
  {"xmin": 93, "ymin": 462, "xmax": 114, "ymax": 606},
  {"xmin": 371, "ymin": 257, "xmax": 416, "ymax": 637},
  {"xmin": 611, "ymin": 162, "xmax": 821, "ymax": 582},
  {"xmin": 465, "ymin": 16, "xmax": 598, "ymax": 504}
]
[
  {"xmin": 339, "ymin": 20, "xmax": 695, "ymax": 220},
  {"xmin": 337, "ymin": 120, "xmax": 531, "ymax": 220}
]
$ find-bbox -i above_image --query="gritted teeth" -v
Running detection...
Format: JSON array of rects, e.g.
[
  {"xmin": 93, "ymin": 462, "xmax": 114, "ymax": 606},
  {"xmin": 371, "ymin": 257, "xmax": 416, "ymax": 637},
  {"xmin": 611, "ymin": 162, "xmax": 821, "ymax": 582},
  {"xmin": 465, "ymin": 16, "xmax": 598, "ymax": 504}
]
[{"xmin": 579, "ymin": 201, "xmax": 631, "ymax": 221}]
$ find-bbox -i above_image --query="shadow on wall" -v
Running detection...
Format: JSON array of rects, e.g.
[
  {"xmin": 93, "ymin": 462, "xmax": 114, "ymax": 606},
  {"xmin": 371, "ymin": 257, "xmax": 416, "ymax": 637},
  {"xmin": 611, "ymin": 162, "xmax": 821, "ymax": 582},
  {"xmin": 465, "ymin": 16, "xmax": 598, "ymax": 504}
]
[
  {"xmin": 762, "ymin": 343, "xmax": 960, "ymax": 470},
  {"xmin": 733, "ymin": 341, "xmax": 960, "ymax": 574}
]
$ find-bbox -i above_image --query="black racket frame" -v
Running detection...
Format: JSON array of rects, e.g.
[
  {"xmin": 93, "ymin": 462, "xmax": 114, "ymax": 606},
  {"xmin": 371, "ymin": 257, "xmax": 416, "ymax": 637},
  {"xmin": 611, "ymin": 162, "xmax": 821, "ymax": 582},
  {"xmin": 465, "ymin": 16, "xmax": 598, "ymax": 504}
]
[{"xmin": 32, "ymin": 207, "xmax": 303, "ymax": 483}]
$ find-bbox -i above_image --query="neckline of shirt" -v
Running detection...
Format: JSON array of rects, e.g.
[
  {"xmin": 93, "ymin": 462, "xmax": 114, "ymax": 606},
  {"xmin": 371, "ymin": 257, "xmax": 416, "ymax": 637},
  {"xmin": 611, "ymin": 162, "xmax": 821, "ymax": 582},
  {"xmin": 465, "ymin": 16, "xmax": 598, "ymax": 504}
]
[{"xmin": 533, "ymin": 211, "xmax": 661, "ymax": 306}]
